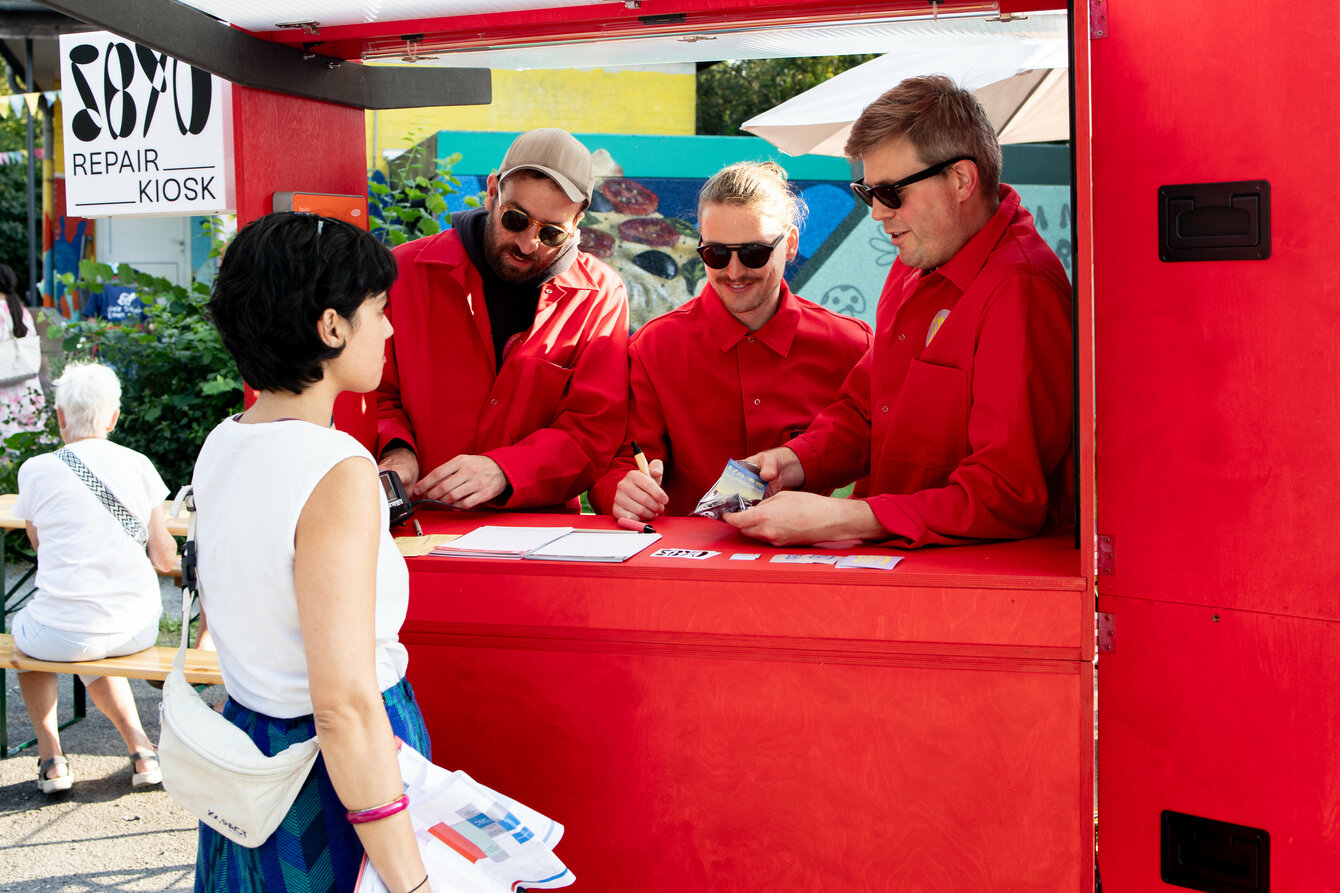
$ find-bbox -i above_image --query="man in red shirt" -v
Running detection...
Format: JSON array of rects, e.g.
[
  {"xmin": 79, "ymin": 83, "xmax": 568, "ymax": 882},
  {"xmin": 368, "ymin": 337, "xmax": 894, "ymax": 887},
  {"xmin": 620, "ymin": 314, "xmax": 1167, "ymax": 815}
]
[
  {"xmin": 591, "ymin": 161, "xmax": 872, "ymax": 520},
  {"xmin": 728, "ymin": 75, "xmax": 1073, "ymax": 548},
  {"xmin": 377, "ymin": 129, "xmax": 629, "ymax": 510}
]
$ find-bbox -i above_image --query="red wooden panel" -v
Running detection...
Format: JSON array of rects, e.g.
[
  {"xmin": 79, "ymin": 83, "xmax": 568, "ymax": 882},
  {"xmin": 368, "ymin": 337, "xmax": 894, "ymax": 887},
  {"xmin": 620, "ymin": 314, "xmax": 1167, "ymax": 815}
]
[
  {"xmin": 405, "ymin": 636, "xmax": 1090, "ymax": 892},
  {"xmin": 404, "ymin": 511, "xmax": 1091, "ymax": 890},
  {"xmin": 1090, "ymin": 0, "xmax": 1340, "ymax": 619},
  {"xmin": 1096, "ymin": 595, "xmax": 1340, "ymax": 891},
  {"xmin": 230, "ymin": 86, "xmax": 366, "ymax": 226},
  {"xmin": 407, "ymin": 513, "xmax": 1088, "ymax": 651}
]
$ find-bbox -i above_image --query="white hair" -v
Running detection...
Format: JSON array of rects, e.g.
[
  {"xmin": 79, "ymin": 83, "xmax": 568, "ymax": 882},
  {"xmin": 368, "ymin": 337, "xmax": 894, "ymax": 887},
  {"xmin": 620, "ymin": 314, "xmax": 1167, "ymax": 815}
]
[{"xmin": 55, "ymin": 362, "xmax": 121, "ymax": 438}]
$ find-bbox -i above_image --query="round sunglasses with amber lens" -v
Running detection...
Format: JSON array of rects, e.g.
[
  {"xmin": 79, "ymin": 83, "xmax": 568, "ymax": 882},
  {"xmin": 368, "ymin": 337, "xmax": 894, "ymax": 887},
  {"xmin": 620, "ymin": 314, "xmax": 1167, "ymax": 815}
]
[
  {"xmin": 499, "ymin": 207, "xmax": 574, "ymax": 248},
  {"xmin": 849, "ymin": 156, "xmax": 976, "ymax": 210},
  {"xmin": 695, "ymin": 231, "xmax": 786, "ymax": 270}
]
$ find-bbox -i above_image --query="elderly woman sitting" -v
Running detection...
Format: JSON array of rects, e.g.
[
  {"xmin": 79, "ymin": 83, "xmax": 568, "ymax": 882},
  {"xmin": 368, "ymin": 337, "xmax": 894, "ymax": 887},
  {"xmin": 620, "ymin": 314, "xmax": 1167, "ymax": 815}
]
[{"xmin": 10, "ymin": 362, "xmax": 177, "ymax": 794}]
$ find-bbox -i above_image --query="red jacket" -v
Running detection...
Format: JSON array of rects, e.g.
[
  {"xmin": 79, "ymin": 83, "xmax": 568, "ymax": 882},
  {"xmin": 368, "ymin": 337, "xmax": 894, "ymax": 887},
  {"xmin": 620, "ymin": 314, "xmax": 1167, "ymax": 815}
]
[
  {"xmin": 591, "ymin": 282, "xmax": 872, "ymax": 516},
  {"xmin": 788, "ymin": 186, "xmax": 1073, "ymax": 547},
  {"xmin": 377, "ymin": 228, "xmax": 629, "ymax": 509}
]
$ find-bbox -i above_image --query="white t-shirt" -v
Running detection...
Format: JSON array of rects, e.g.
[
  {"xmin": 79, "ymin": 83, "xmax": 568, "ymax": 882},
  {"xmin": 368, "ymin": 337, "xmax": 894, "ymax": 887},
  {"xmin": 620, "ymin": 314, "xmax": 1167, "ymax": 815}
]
[
  {"xmin": 12, "ymin": 438, "xmax": 168, "ymax": 634},
  {"xmin": 191, "ymin": 416, "xmax": 410, "ymax": 718}
]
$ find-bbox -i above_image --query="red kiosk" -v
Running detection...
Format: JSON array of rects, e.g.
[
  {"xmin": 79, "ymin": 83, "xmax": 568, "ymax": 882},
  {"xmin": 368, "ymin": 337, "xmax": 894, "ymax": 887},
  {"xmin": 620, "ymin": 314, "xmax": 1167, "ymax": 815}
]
[{"xmin": 42, "ymin": 0, "xmax": 1340, "ymax": 889}]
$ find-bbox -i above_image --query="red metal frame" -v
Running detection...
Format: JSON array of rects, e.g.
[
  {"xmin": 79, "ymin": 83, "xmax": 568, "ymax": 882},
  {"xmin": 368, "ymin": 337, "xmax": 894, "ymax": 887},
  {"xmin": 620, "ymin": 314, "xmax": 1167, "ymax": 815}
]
[
  {"xmin": 1090, "ymin": 0, "xmax": 1340, "ymax": 887},
  {"xmin": 220, "ymin": 2, "xmax": 1098, "ymax": 886}
]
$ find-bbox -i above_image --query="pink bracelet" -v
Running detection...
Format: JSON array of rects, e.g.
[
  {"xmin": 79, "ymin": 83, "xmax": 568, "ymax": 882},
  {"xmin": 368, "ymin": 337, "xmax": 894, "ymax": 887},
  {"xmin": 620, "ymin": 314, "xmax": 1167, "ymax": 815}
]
[{"xmin": 346, "ymin": 794, "xmax": 408, "ymax": 824}]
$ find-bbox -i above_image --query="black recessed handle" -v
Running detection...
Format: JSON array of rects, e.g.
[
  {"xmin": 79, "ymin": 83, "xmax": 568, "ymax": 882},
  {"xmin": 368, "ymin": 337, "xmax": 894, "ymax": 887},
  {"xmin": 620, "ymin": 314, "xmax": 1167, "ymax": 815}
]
[{"xmin": 1158, "ymin": 180, "xmax": 1270, "ymax": 261}]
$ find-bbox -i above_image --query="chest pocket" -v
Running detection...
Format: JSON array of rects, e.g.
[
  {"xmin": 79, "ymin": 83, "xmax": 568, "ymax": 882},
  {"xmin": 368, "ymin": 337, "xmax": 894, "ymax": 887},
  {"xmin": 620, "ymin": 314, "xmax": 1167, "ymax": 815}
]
[
  {"xmin": 496, "ymin": 356, "xmax": 573, "ymax": 441},
  {"xmin": 882, "ymin": 358, "xmax": 968, "ymax": 472}
]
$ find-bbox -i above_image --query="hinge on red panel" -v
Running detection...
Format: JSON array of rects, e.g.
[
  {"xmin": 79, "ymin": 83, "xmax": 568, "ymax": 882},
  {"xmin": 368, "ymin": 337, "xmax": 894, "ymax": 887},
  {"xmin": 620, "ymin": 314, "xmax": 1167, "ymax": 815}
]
[
  {"xmin": 1090, "ymin": 0, "xmax": 1109, "ymax": 39},
  {"xmin": 1097, "ymin": 534, "xmax": 1115, "ymax": 576},
  {"xmin": 1096, "ymin": 612, "xmax": 1115, "ymax": 653}
]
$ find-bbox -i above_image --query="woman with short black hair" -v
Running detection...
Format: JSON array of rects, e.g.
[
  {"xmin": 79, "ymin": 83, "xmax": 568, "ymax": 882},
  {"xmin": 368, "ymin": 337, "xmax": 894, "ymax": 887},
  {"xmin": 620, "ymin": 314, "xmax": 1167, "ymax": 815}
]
[{"xmin": 193, "ymin": 212, "xmax": 431, "ymax": 893}]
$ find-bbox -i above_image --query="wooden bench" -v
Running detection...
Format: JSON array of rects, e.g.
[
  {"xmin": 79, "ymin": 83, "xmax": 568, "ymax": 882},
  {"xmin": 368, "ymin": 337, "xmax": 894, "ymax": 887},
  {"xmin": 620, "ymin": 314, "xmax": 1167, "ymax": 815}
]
[{"xmin": 0, "ymin": 632, "xmax": 223, "ymax": 757}]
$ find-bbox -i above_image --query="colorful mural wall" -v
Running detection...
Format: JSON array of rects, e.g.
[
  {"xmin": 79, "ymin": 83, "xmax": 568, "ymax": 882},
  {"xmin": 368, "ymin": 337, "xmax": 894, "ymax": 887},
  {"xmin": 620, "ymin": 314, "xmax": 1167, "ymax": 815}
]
[
  {"xmin": 366, "ymin": 65, "xmax": 696, "ymax": 175},
  {"xmin": 434, "ymin": 131, "xmax": 1071, "ymax": 331}
]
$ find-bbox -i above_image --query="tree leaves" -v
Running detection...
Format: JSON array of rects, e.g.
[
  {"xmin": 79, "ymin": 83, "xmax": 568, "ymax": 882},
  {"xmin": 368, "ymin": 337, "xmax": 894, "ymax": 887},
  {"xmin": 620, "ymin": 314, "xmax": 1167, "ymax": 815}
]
[{"xmin": 696, "ymin": 55, "xmax": 879, "ymax": 136}]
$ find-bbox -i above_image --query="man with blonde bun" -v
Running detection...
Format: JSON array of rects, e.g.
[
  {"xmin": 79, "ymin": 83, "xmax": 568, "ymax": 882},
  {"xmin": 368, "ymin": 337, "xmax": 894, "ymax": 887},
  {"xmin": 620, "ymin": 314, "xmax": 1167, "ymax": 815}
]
[
  {"xmin": 591, "ymin": 161, "xmax": 871, "ymax": 519},
  {"xmin": 728, "ymin": 75, "xmax": 1073, "ymax": 547},
  {"xmin": 377, "ymin": 128, "xmax": 629, "ymax": 511}
]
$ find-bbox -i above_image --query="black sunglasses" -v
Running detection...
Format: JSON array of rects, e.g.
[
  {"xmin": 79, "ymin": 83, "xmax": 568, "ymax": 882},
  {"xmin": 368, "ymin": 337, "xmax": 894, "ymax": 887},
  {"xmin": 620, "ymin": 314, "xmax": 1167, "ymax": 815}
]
[
  {"xmin": 850, "ymin": 156, "xmax": 976, "ymax": 210},
  {"xmin": 499, "ymin": 206, "xmax": 573, "ymax": 248},
  {"xmin": 695, "ymin": 232, "xmax": 786, "ymax": 270}
]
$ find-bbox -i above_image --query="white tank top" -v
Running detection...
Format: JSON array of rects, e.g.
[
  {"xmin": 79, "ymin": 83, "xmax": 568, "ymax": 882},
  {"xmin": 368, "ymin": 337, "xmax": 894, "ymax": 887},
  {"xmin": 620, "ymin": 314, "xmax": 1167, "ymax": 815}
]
[{"xmin": 191, "ymin": 416, "xmax": 410, "ymax": 718}]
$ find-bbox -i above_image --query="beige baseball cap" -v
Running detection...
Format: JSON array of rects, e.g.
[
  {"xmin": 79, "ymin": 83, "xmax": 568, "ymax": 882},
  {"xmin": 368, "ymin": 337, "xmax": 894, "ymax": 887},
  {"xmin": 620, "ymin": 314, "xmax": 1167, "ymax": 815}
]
[{"xmin": 498, "ymin": 128, "xmax": 594, "ymax": 204}]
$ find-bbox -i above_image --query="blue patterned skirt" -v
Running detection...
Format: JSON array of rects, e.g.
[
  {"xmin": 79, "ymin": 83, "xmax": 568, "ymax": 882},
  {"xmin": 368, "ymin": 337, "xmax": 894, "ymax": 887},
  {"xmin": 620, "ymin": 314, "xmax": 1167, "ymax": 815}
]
[{"xmin": 195, "ymin": 678, "xmax": 431, "ymax": 893}]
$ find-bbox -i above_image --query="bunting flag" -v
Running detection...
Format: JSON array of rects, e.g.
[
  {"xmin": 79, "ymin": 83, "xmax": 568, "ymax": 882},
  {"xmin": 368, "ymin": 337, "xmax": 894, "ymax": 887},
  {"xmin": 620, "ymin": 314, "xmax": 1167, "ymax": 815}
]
[
  {"xmin": 0, "ymin": 91, "xmax": 60, "ymax": 117},
  {"xmin": 0, "ymin": 148, "xmax": 48, "ymax": 165}
]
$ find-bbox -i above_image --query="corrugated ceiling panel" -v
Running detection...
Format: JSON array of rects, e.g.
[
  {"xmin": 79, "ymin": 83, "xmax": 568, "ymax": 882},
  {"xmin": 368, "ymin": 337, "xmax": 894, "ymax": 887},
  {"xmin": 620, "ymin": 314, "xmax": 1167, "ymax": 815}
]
[
  {"xmin": 362, "ymin": 13, "xmax": 1068, "ymax": 70},
  {"xmin": 179, "ymin": 0, "xmax": 611, "ymax": 31}
]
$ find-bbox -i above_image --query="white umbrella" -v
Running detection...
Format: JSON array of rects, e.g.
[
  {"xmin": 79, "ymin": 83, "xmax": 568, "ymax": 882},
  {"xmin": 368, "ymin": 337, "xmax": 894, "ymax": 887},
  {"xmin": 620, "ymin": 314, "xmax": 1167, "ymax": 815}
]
[{"xmin": 742, "ymin": 26, "xmax": 1069, "ymax": 155}]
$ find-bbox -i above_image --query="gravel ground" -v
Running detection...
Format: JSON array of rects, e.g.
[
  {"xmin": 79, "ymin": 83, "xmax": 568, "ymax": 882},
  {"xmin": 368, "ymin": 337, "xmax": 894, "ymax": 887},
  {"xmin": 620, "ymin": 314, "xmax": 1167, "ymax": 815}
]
[{"xmin": 1, "ymin": 570, "xmax": 219, "ymax": 893}]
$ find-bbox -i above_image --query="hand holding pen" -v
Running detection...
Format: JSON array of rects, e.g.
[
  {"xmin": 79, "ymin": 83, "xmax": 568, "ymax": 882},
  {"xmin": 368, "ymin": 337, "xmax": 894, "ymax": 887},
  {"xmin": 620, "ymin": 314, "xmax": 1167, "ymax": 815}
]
[{"xmin": 612, "ymin": 440, "xmax": 668, "ymax": 523}]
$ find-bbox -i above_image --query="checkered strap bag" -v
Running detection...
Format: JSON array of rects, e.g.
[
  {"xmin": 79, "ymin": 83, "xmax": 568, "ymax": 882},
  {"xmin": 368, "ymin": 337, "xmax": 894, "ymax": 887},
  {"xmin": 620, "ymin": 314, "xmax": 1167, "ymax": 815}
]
[{"xmin": 56, "ymin": 447, "xmax": 148, "ymax": 546}]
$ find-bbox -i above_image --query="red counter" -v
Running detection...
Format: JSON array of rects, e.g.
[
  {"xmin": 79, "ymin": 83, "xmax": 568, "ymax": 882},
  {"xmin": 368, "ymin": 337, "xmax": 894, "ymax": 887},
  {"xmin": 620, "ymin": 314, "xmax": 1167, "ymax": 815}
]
[{"xmin": 401, "ymin": 511, "xmax": 1092, "ymax": 892}]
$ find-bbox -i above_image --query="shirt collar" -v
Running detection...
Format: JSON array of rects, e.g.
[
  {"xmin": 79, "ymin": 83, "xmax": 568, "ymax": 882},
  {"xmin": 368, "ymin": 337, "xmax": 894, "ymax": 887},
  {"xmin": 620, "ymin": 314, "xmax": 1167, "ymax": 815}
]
[
  {"xmin": 933, "ymin": 184, "xmax": 1022, "ymax": 293},
  {"xmin": 701, "ymin": 279, "xmax": 801, "ymax": 357}
]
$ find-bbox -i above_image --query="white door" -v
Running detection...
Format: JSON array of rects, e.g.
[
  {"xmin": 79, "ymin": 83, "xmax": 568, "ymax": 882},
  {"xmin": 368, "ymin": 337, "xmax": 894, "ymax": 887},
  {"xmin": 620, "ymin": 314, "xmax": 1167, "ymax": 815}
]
[{"xmin": 96, "ymin": 215, "xmax": 191, "ymax": 285}]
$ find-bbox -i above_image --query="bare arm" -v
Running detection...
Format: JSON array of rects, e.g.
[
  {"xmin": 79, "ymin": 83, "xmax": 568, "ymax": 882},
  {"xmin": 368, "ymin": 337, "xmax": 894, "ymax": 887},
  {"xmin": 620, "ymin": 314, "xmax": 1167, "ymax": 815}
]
[
  {"xmin": 24, "ymin": 520, "xmax": 37, "ymax": 550},
  {"xmin": 295, "ymin": 457, "xmax": 428, "ymax": 893},
  {"xmin": 146, "ymin": 504, "xmax": 178, "ymax": 575}
]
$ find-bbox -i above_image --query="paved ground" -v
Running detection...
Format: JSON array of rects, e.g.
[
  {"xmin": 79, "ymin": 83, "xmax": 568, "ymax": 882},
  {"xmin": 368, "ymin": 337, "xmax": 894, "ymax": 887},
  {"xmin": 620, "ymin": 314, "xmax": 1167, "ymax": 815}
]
[{"xmin": 1, "ymin": 570, "xmax": 219, "ymax": 893}]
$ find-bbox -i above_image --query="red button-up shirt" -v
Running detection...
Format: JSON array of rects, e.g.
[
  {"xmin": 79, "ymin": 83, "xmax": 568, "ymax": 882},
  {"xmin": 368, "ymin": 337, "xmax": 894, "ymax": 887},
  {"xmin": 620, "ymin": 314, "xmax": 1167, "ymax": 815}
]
[
  {"xmin": 788, "ymin": 185, "xmax": 1073, "ymax": 547},
  {"xmin": 591, "ymin": 281, "xmax": 872, "ymax": 516},
  {"xmin": 377, "ymin": 228, "xmax": 629, "ymax": 509}
]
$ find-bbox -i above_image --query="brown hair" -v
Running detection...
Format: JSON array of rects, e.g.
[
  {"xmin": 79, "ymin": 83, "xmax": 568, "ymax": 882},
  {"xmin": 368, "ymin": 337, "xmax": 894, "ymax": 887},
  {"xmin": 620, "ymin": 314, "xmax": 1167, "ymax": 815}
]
[
  {"xmin": 0, "ymin": 264, "xmax": 27, "ymax": 338},
  {"xmin": 698, "ymin": 160, "xmax": 807, "ymax": 231},
  {"xmin": 844, "ymin": 74, "xmax": 1002, "ymax": 197}
]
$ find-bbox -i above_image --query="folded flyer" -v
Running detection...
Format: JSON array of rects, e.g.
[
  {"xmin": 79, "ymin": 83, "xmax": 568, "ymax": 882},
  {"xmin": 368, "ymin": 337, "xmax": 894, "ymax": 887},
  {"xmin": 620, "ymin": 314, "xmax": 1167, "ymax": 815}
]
[{"xmin": 355, "ymin": 741, "xmax": 573, "ymax": 893}]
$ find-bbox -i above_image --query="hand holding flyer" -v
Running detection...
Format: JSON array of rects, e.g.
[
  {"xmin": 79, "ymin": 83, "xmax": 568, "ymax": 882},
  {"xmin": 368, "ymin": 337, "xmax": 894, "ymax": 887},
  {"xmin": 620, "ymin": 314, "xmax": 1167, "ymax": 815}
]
[{"xmin": 355, "ymin": 742, "xmax": 573, "ymax": 893}]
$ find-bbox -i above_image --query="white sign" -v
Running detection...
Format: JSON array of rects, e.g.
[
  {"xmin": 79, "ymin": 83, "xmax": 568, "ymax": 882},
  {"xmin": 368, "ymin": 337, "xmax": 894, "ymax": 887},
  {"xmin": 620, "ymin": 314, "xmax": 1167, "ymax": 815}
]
[{"xmin": 58, "ymin": 31, "xmax": 234, "ymax": 217}]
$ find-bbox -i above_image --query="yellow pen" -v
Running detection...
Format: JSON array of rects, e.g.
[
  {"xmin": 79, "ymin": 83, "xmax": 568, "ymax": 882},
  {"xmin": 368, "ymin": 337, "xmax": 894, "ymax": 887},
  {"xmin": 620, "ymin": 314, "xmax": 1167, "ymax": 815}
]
[{"xmin": 631, "ymin": 440, "xmax": 651, "ymax": 477}]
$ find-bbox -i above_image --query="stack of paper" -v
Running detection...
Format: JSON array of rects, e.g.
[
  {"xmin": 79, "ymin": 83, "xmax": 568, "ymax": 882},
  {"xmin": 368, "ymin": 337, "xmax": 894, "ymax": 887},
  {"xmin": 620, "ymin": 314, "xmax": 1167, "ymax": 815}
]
[
  {"xmin": 430, "ymin": 526, "xmax": 573, "ymax": 559},
  {"xmin": 526, "ymin": 531, "xmax": 661, "ymax": 563},
  {"xmin": 430, "ymin": 525, "xmax": 661, "ymax": 564}
]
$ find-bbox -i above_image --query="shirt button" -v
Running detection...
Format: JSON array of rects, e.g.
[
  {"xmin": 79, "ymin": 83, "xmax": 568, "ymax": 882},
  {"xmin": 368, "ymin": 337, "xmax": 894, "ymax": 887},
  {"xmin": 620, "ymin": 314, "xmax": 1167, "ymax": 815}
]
[
  {"xmin": 746, "ymin": 336, "xmax": 755, "ymax": 343},
  {"xmin": 881, "ymin": 405, "xmax": 889, "ymax": 413},
  {"xmin": 898, "ymin": 333, "xmax": 906, "ymax": 341},
  {"xmin": 753, "ymin": 398, "xmax": 761, "ymax": 406},
  {"xmin": 490, "ymin": 398, "xmax": 498, "ymax": 405}
]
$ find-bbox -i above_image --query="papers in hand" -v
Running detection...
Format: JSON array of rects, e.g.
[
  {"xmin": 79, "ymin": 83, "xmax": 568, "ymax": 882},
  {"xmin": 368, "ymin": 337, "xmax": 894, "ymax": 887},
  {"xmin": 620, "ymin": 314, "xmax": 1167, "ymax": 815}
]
[
  {"xmin": 430, "ymin": 525, "xmax": 661, "ymax": 563},
  {"xmin": 354, "ymin": 742, "xmax": 573, "ymax": 893}
]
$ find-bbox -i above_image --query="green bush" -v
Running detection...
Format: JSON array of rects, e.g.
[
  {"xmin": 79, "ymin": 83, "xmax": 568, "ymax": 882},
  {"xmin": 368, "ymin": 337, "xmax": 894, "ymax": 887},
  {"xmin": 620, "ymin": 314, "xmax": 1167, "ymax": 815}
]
[
  {"xmin": 51, "ymin": 258, "xmax": 244, "ymax": 492},
  {"xmin": 369, "ymin": 142, "xmax": 481, "ymax": 246}
]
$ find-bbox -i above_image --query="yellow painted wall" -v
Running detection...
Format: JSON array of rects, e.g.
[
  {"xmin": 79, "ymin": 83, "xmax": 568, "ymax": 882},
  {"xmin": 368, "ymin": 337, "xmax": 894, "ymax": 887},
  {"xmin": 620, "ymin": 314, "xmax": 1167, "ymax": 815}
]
[{"xmin": 366, "ymin": 67, "xmax": 696, "ymax": 173}]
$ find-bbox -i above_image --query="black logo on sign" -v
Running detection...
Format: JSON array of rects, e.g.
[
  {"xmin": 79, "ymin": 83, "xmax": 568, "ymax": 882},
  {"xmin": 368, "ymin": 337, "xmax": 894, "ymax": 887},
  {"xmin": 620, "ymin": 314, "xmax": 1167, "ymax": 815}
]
[{"xmin": 66, "ymin": 40, "xmax": 211, "ymax": 142}]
